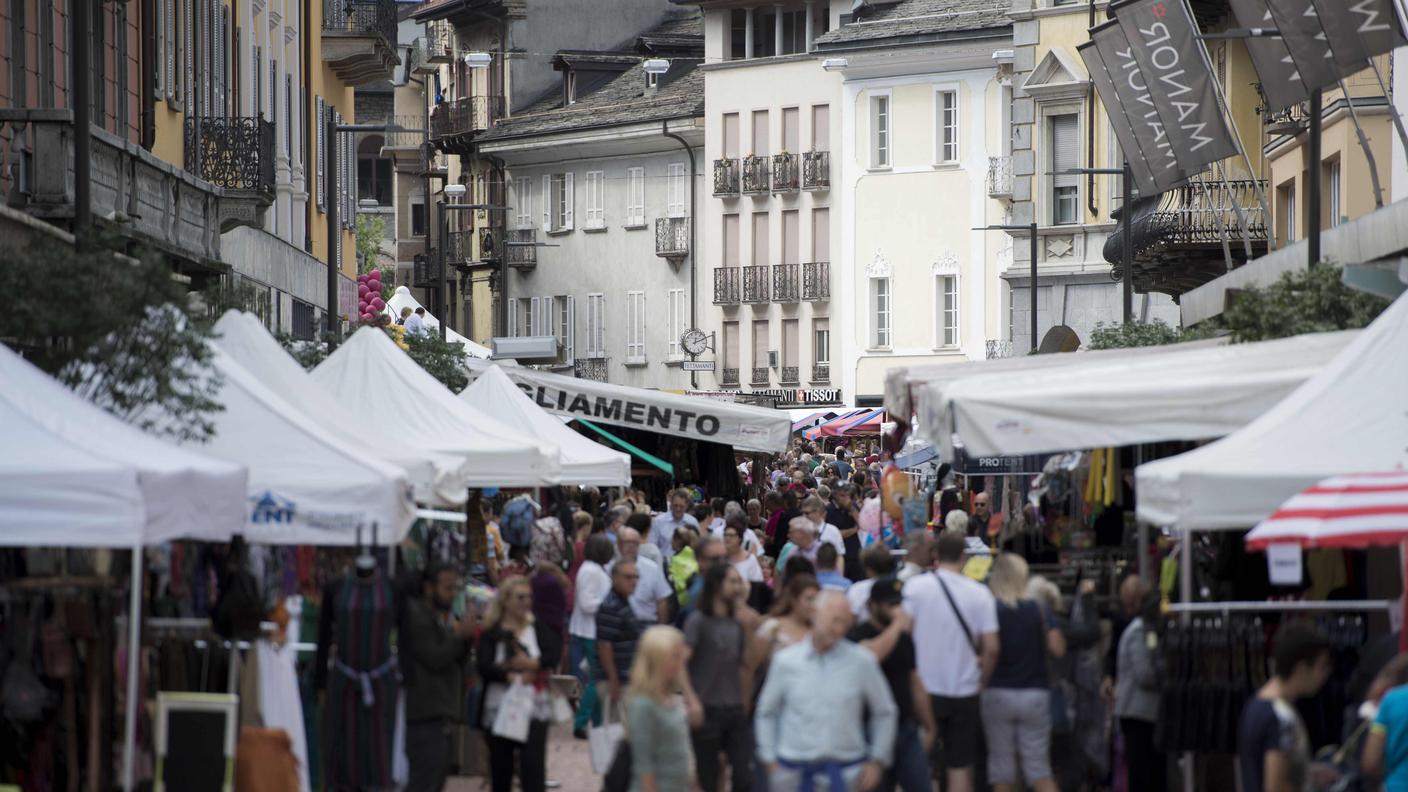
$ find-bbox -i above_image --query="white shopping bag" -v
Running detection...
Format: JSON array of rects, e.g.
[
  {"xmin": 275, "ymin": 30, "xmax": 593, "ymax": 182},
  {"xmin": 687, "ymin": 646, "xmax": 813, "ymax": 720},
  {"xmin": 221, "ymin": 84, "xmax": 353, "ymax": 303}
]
[
  {"xmin": 490, "ymin": 681, "xmax": 535, "ymax": 744},
  {"xmin": 588, "ymin": 713, "xmax": 625, "ymax": 774},
  {"xmin": 551, "ymin": 694, "xmax": 574, "ymax": 724}
]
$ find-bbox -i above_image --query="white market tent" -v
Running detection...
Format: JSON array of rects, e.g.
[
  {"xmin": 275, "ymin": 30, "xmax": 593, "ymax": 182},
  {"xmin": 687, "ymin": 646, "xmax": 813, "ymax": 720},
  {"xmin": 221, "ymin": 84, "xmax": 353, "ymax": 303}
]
[
  {"xmin": 0, "ymin": 342, "xmax": 248, "ymax": 546},
  {"xmin": 313, "ymin": 327, "xmax": 560, "ymax": 487},
  {"xmin": 928, "ymin": 329, "xmax": 1357, "ymax": 459},
  {"xmin": 460, "ymin": 365, "xmax": 631, "ymax": 486},
  {"xmin": 214, "ymin": 310, "xmax": 472, "ymax": 505},
  {"xmin": 173, "ymin": 343, "xmax": 417, "ymax": 545},
  {"xmin": 463, "ymin": 357, "xmax": 793, "ymax": 454},
  {"xmin": 384, "ymin": 286, "xmax": 491, "ymax": 358},
  {"xmin": 1137, "ymin": 293, "xmax": 1408, "ymax": 530}
]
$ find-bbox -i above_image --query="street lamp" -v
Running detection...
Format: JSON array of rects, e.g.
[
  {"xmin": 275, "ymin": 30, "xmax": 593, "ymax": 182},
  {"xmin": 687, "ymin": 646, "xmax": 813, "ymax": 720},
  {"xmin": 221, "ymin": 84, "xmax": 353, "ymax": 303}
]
[
  {"xmin": 820, "ymin": 57, "xmax": 849, "ymax": 72},
  {"xmin": 975, "ymin": 222, "xmax": 1039, "ymax": 353},
  {"xmin": 463, "ymin": 52, "xmax": 492, "ymax": 69},
  {"xmin": 643, "ymin": 58, "xmax": 671, "ymax": 75}
]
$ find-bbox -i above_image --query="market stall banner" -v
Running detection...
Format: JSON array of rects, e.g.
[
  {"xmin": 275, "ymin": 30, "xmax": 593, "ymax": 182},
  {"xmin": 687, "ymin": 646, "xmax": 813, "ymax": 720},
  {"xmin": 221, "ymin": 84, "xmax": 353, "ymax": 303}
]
[
  {"xmin": 1080, "ymin": 22, "xmax": 1175, "ymax": 196},
  {"xmin": 1111, "ymin": 0, "xmax": 1239, "ymax": 179},
  {"xmin": 463, "ymin": 360, "xmax": 792, "ymax": 454},
  {"xmin": 1226, "ymin": 0, "xmax": 1307, "ymax": 112}
]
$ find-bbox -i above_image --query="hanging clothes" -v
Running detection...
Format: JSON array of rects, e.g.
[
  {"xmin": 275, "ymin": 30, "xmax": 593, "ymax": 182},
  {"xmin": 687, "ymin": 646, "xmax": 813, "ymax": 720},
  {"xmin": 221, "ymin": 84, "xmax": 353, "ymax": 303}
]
[
  {"xmin": 315, "ymin": 573, "xmax": 399, "ymax": 789},
  {"xmin": 257, "ymin": 634, "xmax": 310, "ymax": 792}
]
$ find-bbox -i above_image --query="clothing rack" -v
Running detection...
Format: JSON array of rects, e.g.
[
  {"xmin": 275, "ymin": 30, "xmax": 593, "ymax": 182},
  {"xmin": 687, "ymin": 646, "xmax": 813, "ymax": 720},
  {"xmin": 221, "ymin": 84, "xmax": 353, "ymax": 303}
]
[
  {"xmin": 1167, "ymin": 600, "xmax": 1395, "ymax": 614},
  {"xmin": 138, "ymin": 616, "xmax": 317, "ymax": 653}
]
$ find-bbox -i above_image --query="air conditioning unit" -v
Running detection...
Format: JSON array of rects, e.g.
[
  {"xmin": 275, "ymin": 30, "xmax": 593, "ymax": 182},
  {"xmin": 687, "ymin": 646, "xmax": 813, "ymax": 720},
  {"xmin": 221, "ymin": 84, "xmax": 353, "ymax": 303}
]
[{"xmin": 768, "ymin": 350, "xmax": 779, "ymax": 369}]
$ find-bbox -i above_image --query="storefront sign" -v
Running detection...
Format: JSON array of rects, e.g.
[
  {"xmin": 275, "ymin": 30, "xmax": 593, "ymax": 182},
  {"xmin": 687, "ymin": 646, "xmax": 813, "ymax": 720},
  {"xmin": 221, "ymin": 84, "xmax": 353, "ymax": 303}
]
[
  {"xmin": 682, "ymin": 360, "xmax": 715, "ymax": 371},
  {"xmin": 952, "ymin": 449, "xmax": 1052, "ymax": 476},
  {"xmin": 751, "ymin": 387, "xmax": 844, "ymax": 407},
  {"xmin": 1266, "ymin": 543, "xmax": 1303, "ymax": 586}
]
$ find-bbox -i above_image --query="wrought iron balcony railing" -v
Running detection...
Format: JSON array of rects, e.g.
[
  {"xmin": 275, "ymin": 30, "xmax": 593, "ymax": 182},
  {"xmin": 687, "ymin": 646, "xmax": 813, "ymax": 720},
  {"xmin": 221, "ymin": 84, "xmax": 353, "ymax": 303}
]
[
  {"xmin": 184, "ymin": 116, "xmax": 275, "ymax": 196},
  {"xmin": 713, "ymin": 158, "xmax": 740, "ymax": 196},
  {"xmin": 780, "ymin": 366, "xmax": 799, "ymax": 385},
  {"xmin": 1263, "ymin": 99, "xmax": 1311, "ymax": 136},
  {"xmin": 412, "ymin": 254, "xmax": 442, "ymax": 288},
  {"xmin": 772, "ymin": 153, "xmax": 799, "ymax": 193},
  {"xmin": 811, "ymin": 363, "xmax": 830, "ymax": 383},
  {"xmin": 742, "ymin": 265, "xmax": 770, "ymax": 303},
  {"xmin": 803, "ymin": 150, "xmax": 830, "ymax": 190},
  {"xmin": 751, "ymin": 367, "xmax": 770, "ymax": 386},
  {"xmin": 446, "ymin": 229, "xmax": 473, "ymax": 264},
  {"xmin": 506, "ymin": 228, "xmax": 537, "ymax": 269},
  {"xmin": 772, "ymin": 263, "xmax": 799, "ymax": 303},
  {"xmin": 323, "ymin": 0, "xmax": 397, "ymax": 43},
  {"xmin": 431, "ymin": 96, "xmax": 504, "ymax": 141},
  {"xmin": 741, "ymin": 155, "xmax": 770, "ymax": 195},
  {"xmin": 987, "ymin": 155, "xmax": 1013, "ymax": 199},
  {"xmin": 714, "ymin": 267, "xmax": 741, "ymax": 305},
  {"xmin": 424, "ymin": 20, "xmax": 452, "ymax": 62},
  {"xmin": 574, "ymin": 357, "xmax": 608, "ymax": 382},
  {"xmin": 801, "ymin": 261, "xmax": 830, "ymax": 301},
  {"xmin": 321, "ymin": 0, "xmax": 398, "ymax": 84},
  {"xmin": 721, "ymin": 368, "xmax": 740, "ymax": 386},
  {"xmin": 655, "ymin": 217, "xmax": 689, "ymax": 258}
]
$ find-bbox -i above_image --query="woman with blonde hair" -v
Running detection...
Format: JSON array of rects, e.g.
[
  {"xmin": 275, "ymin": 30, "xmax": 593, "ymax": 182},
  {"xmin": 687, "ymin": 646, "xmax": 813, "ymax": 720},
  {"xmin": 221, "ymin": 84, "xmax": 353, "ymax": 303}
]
[
  {"xmin": 474, "ymin": 577, "xmax": 562, "ymax": 792},
  {"xmin": 980, "ymin": 553, "xmax": 1066, "ymax": 792},
  {"xmin": 626, "ymin": 625, "xmax": 703, "ymax": 792}
]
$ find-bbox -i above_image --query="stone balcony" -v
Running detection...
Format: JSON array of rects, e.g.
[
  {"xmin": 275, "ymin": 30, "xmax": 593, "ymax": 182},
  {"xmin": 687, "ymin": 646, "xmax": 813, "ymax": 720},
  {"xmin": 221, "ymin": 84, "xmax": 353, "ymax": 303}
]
[
  {"xmin": 322, "ymin": 0, "xmax": 399, "ymax": 85},
  {"xmin": 184, "ymin": 115, "xmax": 275, "ymax": 231},
  {"xmin": 430, "ymin": 96, "xmax": 504, "ymax": 154}
]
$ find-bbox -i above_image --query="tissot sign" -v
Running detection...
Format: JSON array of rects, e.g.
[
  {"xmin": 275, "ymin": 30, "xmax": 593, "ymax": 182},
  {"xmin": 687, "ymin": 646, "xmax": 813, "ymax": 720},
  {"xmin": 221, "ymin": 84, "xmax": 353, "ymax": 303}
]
[{"xmin": 750, "ymin": 387, "xmax": 843, "ymax": 407}]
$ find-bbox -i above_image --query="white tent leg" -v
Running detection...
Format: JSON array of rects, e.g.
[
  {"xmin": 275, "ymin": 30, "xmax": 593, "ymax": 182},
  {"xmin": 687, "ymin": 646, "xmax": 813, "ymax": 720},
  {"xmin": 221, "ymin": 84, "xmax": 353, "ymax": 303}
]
[{"xmin": 122, "ymin": 544, "xmax": 142, "ymax": 791}]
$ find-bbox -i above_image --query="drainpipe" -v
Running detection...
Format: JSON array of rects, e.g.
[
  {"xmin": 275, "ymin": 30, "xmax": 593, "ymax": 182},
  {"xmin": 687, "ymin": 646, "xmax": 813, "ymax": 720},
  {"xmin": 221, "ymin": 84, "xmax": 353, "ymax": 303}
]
[
  {"xmin": 662, "ymin": 120, "xmax": 697, "ymax": 389},
  {"xmin": 1085, "ymin": 0, "xmax": 1097, "ymax": 220}
]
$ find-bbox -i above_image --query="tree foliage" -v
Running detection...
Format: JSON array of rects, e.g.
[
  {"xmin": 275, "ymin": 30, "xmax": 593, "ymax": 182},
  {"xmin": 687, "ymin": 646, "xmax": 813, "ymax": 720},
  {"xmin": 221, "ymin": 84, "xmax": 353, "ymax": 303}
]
[
  {"xmin": 1221, "ymin": 263, "xmax": 1389, "ymax": 343},
  {"xmin": 0, "ymin": 229, "xmax": 223, "ymax": 442},
  {"xmin": 1086, "ymin": 319, "xmax": 1187, "ymax": 350},
  {"xmin": 401, "ymin": 328, "xmax": 470, "ymax": 392}
]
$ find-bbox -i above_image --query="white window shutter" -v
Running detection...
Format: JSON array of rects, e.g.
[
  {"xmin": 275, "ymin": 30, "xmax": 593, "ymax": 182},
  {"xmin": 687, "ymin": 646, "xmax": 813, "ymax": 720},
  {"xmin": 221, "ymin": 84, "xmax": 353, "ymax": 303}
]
[
  {"xmin": 507, "ymin": 299, "xmax": 517, "ymax": 337},
  {"xmin": 563, "ymin": 172, "xmax": 574, "ymax": 229},
  {"xmin": 566, "ymin": 296, "xmax": 576, "ymax": 363},
  {"xmin": 542, "ymin": 175, "xmax": 551, "ymax": 230},
  {"xmin": 315, "ymin": 98, "xmax": 325, "ymax": 209}
]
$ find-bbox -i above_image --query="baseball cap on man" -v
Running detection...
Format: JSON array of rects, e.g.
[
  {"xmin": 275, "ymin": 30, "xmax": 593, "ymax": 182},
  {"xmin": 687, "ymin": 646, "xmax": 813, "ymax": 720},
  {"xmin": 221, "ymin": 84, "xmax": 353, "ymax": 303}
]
[{"xmin": 869, "ymin": 576, "xmax": 904, "ymax": 605}]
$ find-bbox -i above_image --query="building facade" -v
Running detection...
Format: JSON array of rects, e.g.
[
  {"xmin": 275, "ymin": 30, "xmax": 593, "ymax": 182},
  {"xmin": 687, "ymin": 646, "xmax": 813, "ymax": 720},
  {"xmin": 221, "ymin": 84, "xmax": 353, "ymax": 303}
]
[
  {"xmin": 815, "ymin": 0, "xmax": 1012, "ymax": 404},
  {"xmin": 477, "ymin": 13, "xmax": 704, "ymax": 388}
]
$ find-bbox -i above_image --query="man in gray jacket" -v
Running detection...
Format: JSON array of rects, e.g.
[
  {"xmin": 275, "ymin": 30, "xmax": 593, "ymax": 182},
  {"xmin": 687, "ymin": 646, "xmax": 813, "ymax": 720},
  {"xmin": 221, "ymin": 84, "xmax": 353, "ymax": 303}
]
[
  {"xmin": 1115, "ymin": 591, "xmax": 1165, "ymax": 792},
  {"xmin": 402, "ymin": 563, "xmax": 477, "ymax": 792}
]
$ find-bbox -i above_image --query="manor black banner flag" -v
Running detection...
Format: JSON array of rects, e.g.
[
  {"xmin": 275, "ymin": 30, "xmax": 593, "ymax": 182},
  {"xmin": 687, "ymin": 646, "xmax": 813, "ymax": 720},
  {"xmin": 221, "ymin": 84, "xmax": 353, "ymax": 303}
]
[
  {"xmin": 1263, "ymin": 0, "xmax": 1341, "ymax": 92},
  {"xmin": 1079, "ymin": 22, "xmax": 1180, "ymax": 195},
  {"xmin": 1311, "ymin": 0, "xmax": 1407, "ymax": 77},
  {"xmin": 1111, "ymin": 0, "xmax": 1238, "ymax": 179},
  {"xmin": 1227, "ymin": 0, "xmax": 1308, "ymax": 112}
]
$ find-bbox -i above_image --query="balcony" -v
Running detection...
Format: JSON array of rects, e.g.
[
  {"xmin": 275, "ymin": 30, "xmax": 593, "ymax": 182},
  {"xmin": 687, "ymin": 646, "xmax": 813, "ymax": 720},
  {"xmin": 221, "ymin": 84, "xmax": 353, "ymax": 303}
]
[
  {"xmin": 772, "ymin": 153, "xmax": 799, "ymax": 193},
  {"xmin": 721, "ymin": 368, "xmax": 740, "ymax": 386},
  {"xmin": 772, "ymin": 263, "xmax": 799, "ymax": 303},
  {"xmin": 1264, "ymin": 100, "xmax": 1311, "ymax": 136},
  {"xmin": 741, "ymin": 155, "xmax": 770, "ymax": 195},
  {"xmin": 0, "ymin": 109, "xmax": 225, "ymax": 265},
  {"xmin": 1103, "ymin": 175, "xmax": 1269, "ymax": 296},
  {"xmin": 780, "ymin": 366, "xmax": 799, "ymax": 385},
  {"xmin": 742, "ymin": 265, "xmax": 770, "ymax": 303},
  {"xmin": 574, "ymin": 357, "xmax": 608, "ymax": 382},
  {"xmin": 713, "ymin": 158, "xmax": 740, "ymax": 196},
  {"xmin": 506, "ymin": 228, "xmax": 537, "ymax": 269},
  {"xmin": 803, "ymin": 150, "xmax": 830, "ymax": 191},
  {"xmin": 811, "ymin": 363, "xmax": 830, "ymax": 383},
  {"xmin": 430, "ymin": 96, "xmax": 504, "ymax": 154},
  {"xmin": 987, "ymin": 156, "xmax": 1013, "ymax": 199},
  {"xmin": 713, "ymin": 267, "xmax": 741, "ymax": 305},
  {"xmin": 655, "ymin": 216, "xmax": 689, "ymax": 259},
  {"xmin": 381, "ymin": 115, "xmax": 427, "ymax": 171},
  {"xmin": 446, "ymin": 229, "xmax": 474, "ymax": 265},
  {"xmin": 751, "ymin": 367, "xmax": 770, "ymax": 386},
  {"xmin": 184, "ymin": 115, "xmax": 275, "ymax": 230},
  {"xmin": 411, "ymin": 20, "xmax": 452, "ymax": 75},
  {"xmin": 321, "ymin": 0, "xmax": 399, "ymax": 85},
  {"xmin": 801, "ymin": 261, "xmax": 830, "ymax": 301},
  {"xmin": 412, "ymin": 254, "xmax": 443, "ymax": 288}
]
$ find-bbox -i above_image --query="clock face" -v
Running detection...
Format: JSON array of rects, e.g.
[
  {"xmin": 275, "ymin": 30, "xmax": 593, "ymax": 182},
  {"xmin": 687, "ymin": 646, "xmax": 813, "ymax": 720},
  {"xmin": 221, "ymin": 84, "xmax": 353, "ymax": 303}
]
[{"xmin": 681, "ymin": 328, "xmax": 708, "ymax": 356}]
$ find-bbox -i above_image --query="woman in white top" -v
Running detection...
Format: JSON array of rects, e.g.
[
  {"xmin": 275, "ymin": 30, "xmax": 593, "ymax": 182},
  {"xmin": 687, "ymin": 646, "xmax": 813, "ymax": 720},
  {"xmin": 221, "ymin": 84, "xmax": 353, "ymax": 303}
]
[
  {"xmin": 569, "ymin": 534, "xmax": 614, "ymax": 737},
  {"xmin": 724, "ymin": 520, "xmax": 763, "ymax": 585}
]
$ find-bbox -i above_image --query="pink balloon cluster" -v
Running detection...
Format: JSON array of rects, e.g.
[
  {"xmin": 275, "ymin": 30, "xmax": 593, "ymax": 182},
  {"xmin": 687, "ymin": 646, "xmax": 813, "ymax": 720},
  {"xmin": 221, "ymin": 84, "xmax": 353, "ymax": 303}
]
[{"xmin": 357, "ymin": 270, "xmax": 386, "ymax": 324}]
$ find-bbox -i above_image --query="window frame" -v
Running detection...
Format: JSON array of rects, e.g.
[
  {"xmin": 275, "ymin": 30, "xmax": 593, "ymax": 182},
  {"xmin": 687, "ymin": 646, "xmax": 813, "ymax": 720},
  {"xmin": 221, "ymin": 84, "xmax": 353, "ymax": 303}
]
[
  {"xmin": 514, "ymin": 176, "xmax": 533, "ymax": 230},
  {"xmin": 1042, "ymin": 107, "xmax": 1082, "ymax": 226},
  {"xmin": 586, "ymin": 293, "xmax": 605, "ymax": 358},
  {"xmin": 813, "ymin": 319, "xmax": 830, "ymax": 366},
  {"xmin": 666, "ymin": 162, "xmax": 687, "ymax": 218},
  {"xmin": 869, "ymin": 91, "xmax": 892, "ymax": 170},
  {"xmin": 935, "ymin": 87, "xmax": 960, "ymax": 165},
  {"xmin": 625, "ymin": 290, "xmax": 646, "ymax": 364},
  {"xmin": 869, "ymin": 276, "xmax": 892, "ymax": 350},
  {"xmin": 583, "ymin": 170, "xmax": 605, "ymax": 229},
  {"xmin": 666, "ymin": 288, "xmax": 687, "ymax": 361},
  {"xmin": 935, "ymin": 273, "xmax": 960, "ymax": 349},
  {"xmin": 625, "ymin": 166, "xmax": 646, "ymax": 228}
]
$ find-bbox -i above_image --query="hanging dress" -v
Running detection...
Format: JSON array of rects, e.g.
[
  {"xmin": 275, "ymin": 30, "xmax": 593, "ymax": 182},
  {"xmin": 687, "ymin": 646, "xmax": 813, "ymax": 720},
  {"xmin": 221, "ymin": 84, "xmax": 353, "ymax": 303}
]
[{"xmin": 320, "ymin": 573, "xmax": 398, "ymax": 789}]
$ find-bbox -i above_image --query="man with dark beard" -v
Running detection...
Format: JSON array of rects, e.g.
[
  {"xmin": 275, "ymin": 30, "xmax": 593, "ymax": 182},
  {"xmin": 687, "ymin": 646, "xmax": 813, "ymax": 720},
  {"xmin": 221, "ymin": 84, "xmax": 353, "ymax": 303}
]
[{"xmin": 402, "ymin": 563, "xmax": 477, "ymax": 791}]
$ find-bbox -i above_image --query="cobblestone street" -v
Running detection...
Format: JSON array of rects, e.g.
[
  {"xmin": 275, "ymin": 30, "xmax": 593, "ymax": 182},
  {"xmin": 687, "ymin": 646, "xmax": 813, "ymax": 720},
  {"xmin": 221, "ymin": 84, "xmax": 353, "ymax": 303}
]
[{"xmin": 446, "ymin": 723, "xmax": 599, "ymax": 792}]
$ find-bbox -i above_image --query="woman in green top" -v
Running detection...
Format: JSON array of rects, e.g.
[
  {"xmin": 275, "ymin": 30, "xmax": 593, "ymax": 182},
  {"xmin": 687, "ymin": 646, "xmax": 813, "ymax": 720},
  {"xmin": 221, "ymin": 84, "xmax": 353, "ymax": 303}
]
[{"xmin": 626, "ymin": 625, "xmax": 704, "ymax": 792}]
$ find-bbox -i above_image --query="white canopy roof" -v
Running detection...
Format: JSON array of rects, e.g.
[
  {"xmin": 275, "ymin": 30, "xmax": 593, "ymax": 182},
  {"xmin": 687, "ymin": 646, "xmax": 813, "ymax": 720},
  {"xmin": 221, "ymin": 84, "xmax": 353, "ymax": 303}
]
[
  {"xmin": 181, "ymin": 344, "xmax": 415, "ymax": 544},
  {"xmin": 1137, "ymin": 294, "xmax": 1408, "ymax": 530},
  {"xmin": 460, "ymin": 365, "xmax": 632, "ymax": 487},
  {"xmin": 930, "ymin": 330, "xmax": 1357, "ymax": 458},
  {"xmin": 214, "ymin": 310, "xmax": 471, "ymax": 505},
  {"xmin": 0, "ymin": 342, "xmax": 247, "ymax": 547},
  {"xmin": 313, "ymin": 327, "xmax": 560, "ymax": 487},
  {"xmin": 463, "ymin": 358, "xmax": 793, "ymax": 453},
  {"xmin": 384, "ymin": 286, "xmax": 491, "ymax": 358}
]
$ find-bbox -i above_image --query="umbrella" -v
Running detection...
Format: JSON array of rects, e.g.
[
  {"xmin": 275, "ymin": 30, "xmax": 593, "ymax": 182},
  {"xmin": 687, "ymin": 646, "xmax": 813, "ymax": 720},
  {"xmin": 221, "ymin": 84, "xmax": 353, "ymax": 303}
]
[{"xmin": 1244, "ymin": 472, "xmax": 1408, "ymax": 550}]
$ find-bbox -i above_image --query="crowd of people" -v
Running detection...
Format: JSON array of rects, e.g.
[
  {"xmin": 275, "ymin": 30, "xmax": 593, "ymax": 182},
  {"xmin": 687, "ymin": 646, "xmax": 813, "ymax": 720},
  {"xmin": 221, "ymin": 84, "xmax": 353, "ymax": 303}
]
[{"xmin": 393, "ymin": 441, "xmax": 1404, "ymax": 792}]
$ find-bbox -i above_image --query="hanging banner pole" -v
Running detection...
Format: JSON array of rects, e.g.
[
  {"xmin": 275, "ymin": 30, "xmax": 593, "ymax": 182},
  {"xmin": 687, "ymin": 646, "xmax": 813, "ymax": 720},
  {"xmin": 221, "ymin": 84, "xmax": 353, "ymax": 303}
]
[
  {"xmin": 1335, "ymin": 78, "xmax": 1387, "ymax": 209},
  {"xmin": 1214, "ymin": 160, "xmax": 1254, "ymax": 260},
  {"xmin": 1193, "ymin": 174, "xmax": 1235, "ymax": 272},
  {"xmin": 1367, "ymin": 59, "xmax": 1408, "ymax": 157}
]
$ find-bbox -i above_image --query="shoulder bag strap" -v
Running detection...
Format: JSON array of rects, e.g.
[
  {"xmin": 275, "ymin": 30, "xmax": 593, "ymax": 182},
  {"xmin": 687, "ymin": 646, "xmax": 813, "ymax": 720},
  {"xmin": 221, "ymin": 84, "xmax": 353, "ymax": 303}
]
[{"xmin": 934, "ymin": 571, "xmax": 979, "ymax": 656}]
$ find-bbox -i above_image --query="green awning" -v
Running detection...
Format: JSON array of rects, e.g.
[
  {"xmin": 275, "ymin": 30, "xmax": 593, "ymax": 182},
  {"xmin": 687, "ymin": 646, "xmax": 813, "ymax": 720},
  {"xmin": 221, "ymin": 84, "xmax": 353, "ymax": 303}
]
[{"xmin": 576, "ymin": 419, "xmax": 674, "ymax": 477}]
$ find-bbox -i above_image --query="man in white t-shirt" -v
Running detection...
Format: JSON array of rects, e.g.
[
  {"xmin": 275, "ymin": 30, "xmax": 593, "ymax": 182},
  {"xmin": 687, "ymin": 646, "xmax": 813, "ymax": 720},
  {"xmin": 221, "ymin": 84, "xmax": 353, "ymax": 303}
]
[
  {"xmin": 902, "ymin": 530, "xmax": 999, "ymax": 792},
  {"xmin": 609, "ymin": 527, "xmax": 674, "ymax": 624},
  {"xmin": 801, "ymin": 494, "xmax": 845, "ymax": 557}
]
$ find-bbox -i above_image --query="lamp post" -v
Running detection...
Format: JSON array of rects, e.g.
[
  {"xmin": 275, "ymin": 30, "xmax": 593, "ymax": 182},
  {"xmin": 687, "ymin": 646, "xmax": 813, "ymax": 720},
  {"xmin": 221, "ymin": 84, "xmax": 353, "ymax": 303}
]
[{"xmin": 976, "ymin": 222, "xmax": 1040, "ymax": 353}]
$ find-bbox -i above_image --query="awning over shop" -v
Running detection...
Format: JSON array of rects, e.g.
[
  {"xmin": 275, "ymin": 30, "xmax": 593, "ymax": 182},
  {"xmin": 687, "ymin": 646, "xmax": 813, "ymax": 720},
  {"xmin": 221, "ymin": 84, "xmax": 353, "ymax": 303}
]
[
  {"xmin": 791, "ymin": 410, "xmax": 837, "ymax": 433},
  {"xmin": 803, "ymin": 409, "xmax": 868, "ymax": 441},
  {"xmin": 460, "ymin": 365, "xmax": 632, "ymax": 487},
  {"xmin": 931, "ymin": 329, "xmax": 1356, "ymax": 459},
  {"xmin": 464, "ymin": 358, "xmax": 792, "ymax": 453},
  {"xmin": 1137, "ymin": 294, "xmax": 1408, "ymax": 531},
  {"xmin": 836, "ymin": 409, "xmax": 886, "ymax": 437},
  {"xmin": 576, "ymin": 419, "xmax": 674, "ymax": 476}
]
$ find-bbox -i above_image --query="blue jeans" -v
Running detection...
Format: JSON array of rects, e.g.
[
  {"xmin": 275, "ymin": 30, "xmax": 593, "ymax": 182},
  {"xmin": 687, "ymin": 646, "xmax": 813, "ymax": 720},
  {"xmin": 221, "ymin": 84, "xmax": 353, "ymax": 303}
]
[
  {"xmin": 570, "ymin": 635, "xmax": 600, "ymax": 731},
  {"xmin": 884, "ymin": 721, "xmax": 931, "ymax": 792}
]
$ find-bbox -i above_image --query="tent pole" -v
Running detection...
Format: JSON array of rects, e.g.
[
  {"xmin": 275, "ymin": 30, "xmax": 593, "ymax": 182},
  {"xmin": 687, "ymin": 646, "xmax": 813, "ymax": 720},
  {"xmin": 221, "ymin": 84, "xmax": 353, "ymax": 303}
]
[
  {"xmin": 1181, "ymin": 531, "xmax": 1194, "ymax": 792},
  {"xmin": 121, "ymin": 544, "xmax": 142, "ymax": 791}
]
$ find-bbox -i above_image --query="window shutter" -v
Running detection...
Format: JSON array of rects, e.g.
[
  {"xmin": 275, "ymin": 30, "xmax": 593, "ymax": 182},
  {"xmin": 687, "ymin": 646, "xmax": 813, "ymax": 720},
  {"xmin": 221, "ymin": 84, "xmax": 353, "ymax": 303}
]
[
  {"xmin": 213, "ymin": 6, "xmax": 225, "ymax": 115},
  {"xmin": 1052, "ymin": 115, "xmax": 1079, "ymax": 188},
  {"xmin": 157, "ymin": 0, "xmax": 166, "ymax": 98},
  {"xmin": 507, "ymin": 298, "xmax": 518, "ymax": 337},
  {"xmin": 183, "ymin": 0, "xmax": 193, "ymax": 109},
  {"xmin": 542, "ymin": 175, "xmax": 551, "ymax": 230},
  {"xmin": 563, "ymin": 172, "xmax": 574, "ymax": 229},
  {"xmin": 565, "ymin": 295, "xmax": 576, "ymax": 363},
  {"xmin": 316, "ymin": 98, "xmax": 325, "ymax": 209}
]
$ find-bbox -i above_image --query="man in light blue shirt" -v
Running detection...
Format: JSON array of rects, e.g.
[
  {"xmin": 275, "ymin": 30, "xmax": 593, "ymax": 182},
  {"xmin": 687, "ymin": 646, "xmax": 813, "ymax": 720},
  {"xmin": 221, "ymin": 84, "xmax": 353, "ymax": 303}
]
[
  {"xmin": 649, "ymin": 488, "xmax": 699, "ymax": 561},
  {"xmin": 755, "ymin": 591, "xmax": 897, "ymax": 792}
]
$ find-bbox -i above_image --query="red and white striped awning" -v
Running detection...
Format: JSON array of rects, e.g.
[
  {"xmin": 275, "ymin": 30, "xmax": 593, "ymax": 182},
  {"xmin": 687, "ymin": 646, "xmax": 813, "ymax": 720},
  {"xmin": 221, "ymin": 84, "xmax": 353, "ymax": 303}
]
[{"xmin": 1244, "ymin": 472, "xmax": 1408, "ymax": 550}]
